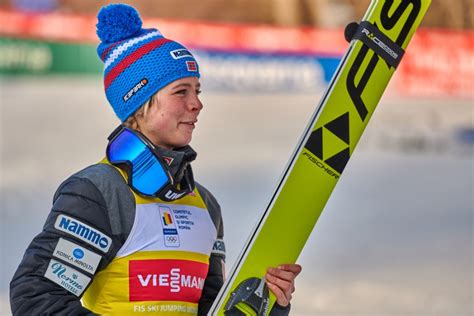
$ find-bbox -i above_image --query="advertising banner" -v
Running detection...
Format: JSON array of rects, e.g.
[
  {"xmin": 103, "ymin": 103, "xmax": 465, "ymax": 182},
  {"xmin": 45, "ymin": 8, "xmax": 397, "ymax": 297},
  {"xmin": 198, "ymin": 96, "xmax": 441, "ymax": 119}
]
[{"xmin": 0, "ymin": 8, "xmax": 472, "ymax": 98}]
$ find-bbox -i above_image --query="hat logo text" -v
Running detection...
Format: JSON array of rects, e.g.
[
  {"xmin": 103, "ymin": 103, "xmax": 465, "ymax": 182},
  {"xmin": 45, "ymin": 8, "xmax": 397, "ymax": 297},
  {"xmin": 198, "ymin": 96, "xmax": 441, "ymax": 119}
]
[{"xmin": 123, "ymin": 78, "xmax": 148, "ymax": 102}]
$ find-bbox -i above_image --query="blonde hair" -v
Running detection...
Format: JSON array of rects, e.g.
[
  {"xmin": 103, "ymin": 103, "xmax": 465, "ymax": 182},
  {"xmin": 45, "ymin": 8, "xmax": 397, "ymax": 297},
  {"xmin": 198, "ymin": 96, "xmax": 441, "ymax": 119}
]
[{"xmin": 123, "ymin": 91, "xmax": 161, "ymax": 130}]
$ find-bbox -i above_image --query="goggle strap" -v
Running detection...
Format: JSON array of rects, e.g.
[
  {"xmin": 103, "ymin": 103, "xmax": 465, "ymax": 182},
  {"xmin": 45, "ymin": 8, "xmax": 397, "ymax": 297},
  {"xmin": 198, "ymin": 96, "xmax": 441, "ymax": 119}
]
[{"xmin": 108, "ymin": 125, "xmax": 125, "ymax": 141}]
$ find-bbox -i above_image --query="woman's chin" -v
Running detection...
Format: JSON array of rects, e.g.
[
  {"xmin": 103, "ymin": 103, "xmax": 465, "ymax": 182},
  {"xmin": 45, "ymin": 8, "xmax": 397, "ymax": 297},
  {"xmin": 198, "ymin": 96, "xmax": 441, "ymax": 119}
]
[{"xmin": 170, "ymin": 136, "xmax": 193, "ymax": 149}]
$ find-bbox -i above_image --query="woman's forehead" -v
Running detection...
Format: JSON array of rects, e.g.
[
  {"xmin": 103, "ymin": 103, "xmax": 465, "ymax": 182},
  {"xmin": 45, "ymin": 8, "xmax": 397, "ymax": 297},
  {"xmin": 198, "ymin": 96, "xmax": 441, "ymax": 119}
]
[{"xmin": 167, "ymin": 77, "xmax": 201, "ymax": 89}]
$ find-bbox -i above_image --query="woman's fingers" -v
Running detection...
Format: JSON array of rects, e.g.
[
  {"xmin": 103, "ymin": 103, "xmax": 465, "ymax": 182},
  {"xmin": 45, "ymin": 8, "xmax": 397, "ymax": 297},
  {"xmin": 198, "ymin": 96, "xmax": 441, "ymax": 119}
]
[
  {"xmin": 265, "ymin": 264, "xmax": 302, "ymax": 307},
  {"xmin": 265, "ymin": 271, "xmax": 293, "ymax": 293},
  {"xmin": 266, "ymin": 279, "xmax": 290, "ymax": 307},
  {"xmin": 278, "ymin": 264, "xmax": 302, "ymax": 276},
  {"xmin": 266, "ymin": 265, "xmax": 300, "ymax": 282}
]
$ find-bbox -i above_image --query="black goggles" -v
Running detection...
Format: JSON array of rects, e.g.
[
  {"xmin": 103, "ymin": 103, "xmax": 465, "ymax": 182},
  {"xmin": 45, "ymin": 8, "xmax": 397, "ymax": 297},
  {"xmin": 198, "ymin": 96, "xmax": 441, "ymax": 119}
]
[{"xmin": 106, "ymin": 125, "xmax": 193, "ymax": 201}]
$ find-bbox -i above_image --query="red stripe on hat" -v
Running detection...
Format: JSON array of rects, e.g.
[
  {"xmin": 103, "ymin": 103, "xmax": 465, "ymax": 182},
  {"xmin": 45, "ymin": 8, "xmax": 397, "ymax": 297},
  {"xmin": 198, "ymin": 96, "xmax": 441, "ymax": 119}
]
[{"xmin": 104, "ymin": 38, "xmax": 171, "ymax": 90}]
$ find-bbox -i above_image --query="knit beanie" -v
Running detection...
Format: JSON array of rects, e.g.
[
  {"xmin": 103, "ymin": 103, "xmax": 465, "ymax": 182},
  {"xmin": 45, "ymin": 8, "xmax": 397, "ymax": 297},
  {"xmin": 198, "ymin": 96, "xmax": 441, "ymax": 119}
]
[{"xmin": 96, "ymin": 4, "xmax": 200, "ymax": 122}]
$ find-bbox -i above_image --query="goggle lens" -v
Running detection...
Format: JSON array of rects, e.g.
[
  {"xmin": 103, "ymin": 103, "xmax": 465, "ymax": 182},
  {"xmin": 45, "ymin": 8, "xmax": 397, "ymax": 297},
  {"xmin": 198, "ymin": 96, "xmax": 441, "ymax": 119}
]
[{"xmin": 108, "ymin": 128, "xmax": 169, "ymax": 196}]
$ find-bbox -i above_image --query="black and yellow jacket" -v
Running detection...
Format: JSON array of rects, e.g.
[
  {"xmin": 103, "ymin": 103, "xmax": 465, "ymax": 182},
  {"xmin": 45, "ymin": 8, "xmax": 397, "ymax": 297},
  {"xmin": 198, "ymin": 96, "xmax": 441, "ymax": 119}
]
[{"xmin": 10, "ymin": 163, "xmax": 290, "ymax": 316}]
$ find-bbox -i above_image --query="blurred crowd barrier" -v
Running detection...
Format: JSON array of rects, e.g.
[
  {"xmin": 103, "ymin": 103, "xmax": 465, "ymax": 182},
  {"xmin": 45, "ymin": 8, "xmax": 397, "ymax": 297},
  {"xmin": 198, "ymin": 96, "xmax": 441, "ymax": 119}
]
[
  {"xmin": 0, "ymin": 7, "xmax": 472, "ymax": 99},
  {"xmin": 0, "ymin": 0, "xmax": 472, "ymax": 29}
]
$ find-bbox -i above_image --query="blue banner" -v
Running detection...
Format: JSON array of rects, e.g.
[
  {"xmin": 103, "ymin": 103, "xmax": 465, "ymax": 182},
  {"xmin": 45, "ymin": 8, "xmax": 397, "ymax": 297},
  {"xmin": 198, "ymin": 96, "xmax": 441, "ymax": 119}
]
[{"xmin": 195, "ymin": 50, "xmax": 341, "ymax": 93}]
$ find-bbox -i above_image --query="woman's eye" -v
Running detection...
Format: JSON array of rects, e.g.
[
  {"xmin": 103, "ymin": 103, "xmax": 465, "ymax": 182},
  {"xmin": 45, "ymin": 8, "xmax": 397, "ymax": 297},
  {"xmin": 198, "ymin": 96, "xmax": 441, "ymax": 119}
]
[
  {"xmin": 175, "ymin": 89, "xmax": 186, "ymax": 95},
  {"xmin": 196, "ymin": 90, "xmax": 202, "ymax": 95}
]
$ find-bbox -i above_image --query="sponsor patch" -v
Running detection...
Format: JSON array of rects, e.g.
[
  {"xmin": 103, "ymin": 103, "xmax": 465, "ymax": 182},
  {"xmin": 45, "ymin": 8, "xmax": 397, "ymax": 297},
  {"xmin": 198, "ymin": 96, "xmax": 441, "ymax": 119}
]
[
  {"xmin": 211, "ymin": 239, "xmax": 226, "ymax": 256},
  {"xmin": 162, "ymin": 156, "xmax": 174, "ymax": 166},
  {"xmin": 163, "ymin": 190, "xmax": 187, "ymax": 201},
  {"xmin": 52, "ymin": 238, "xmax": 102, "ymax": 274},
  {"xmin": 123, "ymin": 78, "xmax": 148, "ymax": 102},
  {"xmin": 54, "ymin": 215, "xmax": 112, "ymax": 253},
  {"xmin": 44, "ymin": 259, "xmax": 91, "ymax": 296},
  {"xmin": 170, "ymin": 49, "xmax": 193, "ymax": 60},
  {"xmin": 186, "ymin": 61, "xmax": 197, "ymax": 72},
  {"xmin": 129, "ymin": 259, "xmax": 208, "ymax": 302},
  {"xmin": 159, "ymin": 206, "xmax": 180, "ymax": 247}
]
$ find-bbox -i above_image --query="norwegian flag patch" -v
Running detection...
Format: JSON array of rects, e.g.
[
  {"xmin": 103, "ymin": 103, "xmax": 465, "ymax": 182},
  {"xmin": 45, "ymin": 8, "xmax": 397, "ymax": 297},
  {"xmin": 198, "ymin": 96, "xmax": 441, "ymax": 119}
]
[{"xmin": 186, "ymin": 61, "xmax": 197, "ymax": 72}]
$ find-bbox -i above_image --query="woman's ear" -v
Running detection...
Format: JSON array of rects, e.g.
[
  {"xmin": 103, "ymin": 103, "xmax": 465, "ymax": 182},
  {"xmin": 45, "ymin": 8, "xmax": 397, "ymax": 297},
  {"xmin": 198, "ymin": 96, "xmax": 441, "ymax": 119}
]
[{"xmin": 133, "ymin": 115, "xmax": 142, "ymax": 132}]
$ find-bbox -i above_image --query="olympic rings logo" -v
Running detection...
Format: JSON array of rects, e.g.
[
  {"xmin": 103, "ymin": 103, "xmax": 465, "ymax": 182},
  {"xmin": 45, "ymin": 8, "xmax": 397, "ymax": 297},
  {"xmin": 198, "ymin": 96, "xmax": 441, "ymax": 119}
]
[{"xmin": 166, "ymin": 236, "xmax": 178, "ymax": 243}]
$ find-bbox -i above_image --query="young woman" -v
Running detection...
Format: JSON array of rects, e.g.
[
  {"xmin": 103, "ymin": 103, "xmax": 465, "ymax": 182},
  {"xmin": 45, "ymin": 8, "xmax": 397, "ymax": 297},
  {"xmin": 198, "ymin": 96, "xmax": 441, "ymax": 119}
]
[{"xmin": 10, "ymin": 4, "xmax": 301, "ymax": 315}]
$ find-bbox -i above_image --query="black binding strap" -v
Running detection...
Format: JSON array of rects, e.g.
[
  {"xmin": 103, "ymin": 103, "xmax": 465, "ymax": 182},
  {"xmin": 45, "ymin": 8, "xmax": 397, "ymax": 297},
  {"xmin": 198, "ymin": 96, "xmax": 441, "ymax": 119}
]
[{"xmin": 345, "ymin": 21, "xmax": 405, "ymax": 69}]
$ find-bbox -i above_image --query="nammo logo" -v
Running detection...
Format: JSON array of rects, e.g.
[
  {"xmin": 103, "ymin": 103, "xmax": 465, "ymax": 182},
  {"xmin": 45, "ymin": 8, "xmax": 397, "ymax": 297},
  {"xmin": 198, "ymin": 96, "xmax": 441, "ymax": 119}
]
[{"xmin": 54, "ymin": 215, "xmax": 112, "ymax": 252}]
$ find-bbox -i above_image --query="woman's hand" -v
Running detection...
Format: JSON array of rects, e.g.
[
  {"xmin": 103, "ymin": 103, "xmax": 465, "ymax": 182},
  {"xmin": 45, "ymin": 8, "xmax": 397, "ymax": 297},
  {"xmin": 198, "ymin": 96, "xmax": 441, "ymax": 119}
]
[{"xmin": 265, "ymin": 264, "xmax": 302, "ymax": 307}]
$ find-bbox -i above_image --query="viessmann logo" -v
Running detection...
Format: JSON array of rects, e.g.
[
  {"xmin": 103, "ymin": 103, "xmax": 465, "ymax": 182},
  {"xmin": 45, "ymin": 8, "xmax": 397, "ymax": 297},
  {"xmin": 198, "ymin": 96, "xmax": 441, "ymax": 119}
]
[
  {"xmin": 54, "ymin": 215, "xmax": 112, "ymax": 253},
  {"xmin": 137, "ymin": 268, "xmax": 204, "ymax": 292},
  {"xmin": 129, "ymin": 259, "xmax": 208, "ymax": 302}
]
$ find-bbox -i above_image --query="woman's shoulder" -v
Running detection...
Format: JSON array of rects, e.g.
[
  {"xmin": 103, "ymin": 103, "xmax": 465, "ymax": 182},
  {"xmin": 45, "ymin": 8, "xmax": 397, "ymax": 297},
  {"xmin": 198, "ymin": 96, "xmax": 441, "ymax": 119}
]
[
  {"xmin": 53, "ymin": 163, "xmax": 136, "ymax": 235},
  {"xmin": 72, "ymin": 163, "xmax": 125, "ymax": 188},
  {"xmin": 53, "ymin": 163, "xmax": 134, "ymax": 210},
  {"xmin": 195, "ymin": 182, "xmax": 223, "ymax": 230},
  {"xmin": 195, "ymin": 182, "xmax": 220, "ymax": 209}
]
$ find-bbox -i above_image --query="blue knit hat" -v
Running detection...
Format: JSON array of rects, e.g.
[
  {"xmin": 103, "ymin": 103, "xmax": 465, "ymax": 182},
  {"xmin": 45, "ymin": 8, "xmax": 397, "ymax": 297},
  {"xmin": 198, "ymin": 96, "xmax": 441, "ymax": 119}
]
[{"xmin": 96, "ymin": 4, "xmax": 200, "ymax": 122}]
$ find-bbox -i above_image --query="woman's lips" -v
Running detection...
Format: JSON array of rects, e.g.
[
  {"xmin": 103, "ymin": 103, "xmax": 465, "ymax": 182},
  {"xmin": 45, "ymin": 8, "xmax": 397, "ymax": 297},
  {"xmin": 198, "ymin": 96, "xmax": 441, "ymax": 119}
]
[{"xmin": 180, "ymin": 120, "xmax": 197, "ymax": 129}]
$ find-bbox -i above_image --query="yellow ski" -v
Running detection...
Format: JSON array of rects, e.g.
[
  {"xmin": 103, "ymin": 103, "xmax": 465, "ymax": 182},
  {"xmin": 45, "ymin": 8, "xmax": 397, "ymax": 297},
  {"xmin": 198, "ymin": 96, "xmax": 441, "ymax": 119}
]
[{"xmin": 210, "ymin": 1, "xmax": 432, "ymax": 315}]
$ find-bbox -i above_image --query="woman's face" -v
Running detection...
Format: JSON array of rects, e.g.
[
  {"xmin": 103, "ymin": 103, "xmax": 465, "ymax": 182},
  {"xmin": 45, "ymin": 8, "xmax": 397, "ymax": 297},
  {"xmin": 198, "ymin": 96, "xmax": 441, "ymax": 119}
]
[{"xmin": 136, "ymin": 77, "xmax": 203, "ymax": 149}]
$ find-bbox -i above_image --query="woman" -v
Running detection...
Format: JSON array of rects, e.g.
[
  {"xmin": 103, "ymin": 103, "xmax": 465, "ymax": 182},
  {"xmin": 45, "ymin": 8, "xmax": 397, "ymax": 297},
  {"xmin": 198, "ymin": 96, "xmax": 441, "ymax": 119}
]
[{"xmin": 10, "ymin": 4, "xmax": 301, "ymax": 315}]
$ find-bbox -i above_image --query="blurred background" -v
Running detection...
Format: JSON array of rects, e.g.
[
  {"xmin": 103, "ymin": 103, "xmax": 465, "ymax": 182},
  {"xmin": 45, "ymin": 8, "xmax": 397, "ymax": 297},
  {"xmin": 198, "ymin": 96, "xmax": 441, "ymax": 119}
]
[{"xmin": 0, "ymin": 0, "xmax": 472, "ymax": 315}]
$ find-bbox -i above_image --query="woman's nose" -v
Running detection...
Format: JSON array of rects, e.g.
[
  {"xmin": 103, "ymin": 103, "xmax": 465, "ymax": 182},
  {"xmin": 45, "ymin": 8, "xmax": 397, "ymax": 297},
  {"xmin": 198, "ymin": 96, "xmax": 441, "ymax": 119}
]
[{"xmin": 189, "ymin": 95, "xmax": 203, "ymax": 111}]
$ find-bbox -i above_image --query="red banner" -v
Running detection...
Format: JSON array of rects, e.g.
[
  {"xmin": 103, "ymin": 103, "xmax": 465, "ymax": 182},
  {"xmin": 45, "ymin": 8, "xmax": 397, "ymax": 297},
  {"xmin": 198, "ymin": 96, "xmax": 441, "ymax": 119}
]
[
  {"xmin": 394, "ymin": 29, "xmax": 474, "ymax": 99},
  {"xmin": 0, "ymin": 8, "xmax": 346, "ymax": 55},
  {"xmin": 1, "ymin": 8, "xmax": 472, "ymax": 99}
]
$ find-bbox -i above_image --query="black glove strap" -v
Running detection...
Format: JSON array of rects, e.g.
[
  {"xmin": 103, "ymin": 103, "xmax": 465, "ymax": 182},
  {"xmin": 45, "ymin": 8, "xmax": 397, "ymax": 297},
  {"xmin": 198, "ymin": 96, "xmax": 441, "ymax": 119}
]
[{"xmin": 345, "ymin": 21, "xmax": 405, "ymax": 69}]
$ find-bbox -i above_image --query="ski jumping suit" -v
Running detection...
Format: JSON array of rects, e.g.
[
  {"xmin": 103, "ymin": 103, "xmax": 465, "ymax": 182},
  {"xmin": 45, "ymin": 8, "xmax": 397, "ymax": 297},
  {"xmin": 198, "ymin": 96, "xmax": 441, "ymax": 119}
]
[{"xmin": 10, "ymin": 162, "xmax": 290, "ymax": 315}]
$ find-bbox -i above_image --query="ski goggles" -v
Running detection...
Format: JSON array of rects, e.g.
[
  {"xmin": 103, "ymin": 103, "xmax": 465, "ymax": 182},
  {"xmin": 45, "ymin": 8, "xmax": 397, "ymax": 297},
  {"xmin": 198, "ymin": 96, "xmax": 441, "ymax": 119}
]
[{"xmin": 106, "ymin": 125, "xmax": 192, "ymax": 201}]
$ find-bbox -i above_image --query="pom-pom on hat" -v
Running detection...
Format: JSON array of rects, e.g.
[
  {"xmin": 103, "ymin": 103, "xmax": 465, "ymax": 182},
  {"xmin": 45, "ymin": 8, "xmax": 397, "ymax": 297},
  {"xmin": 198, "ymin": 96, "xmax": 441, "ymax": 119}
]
[{"xmin": 96, "ymin": 3, "xmax": 200, "ymax": 122}]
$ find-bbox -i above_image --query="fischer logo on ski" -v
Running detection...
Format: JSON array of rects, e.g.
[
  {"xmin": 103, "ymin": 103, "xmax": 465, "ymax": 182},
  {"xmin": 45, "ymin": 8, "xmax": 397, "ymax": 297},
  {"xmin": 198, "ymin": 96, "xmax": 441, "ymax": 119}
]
[{"xmin": 304, "ymin": 113, "xmax": 350, "ymax": 175}]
